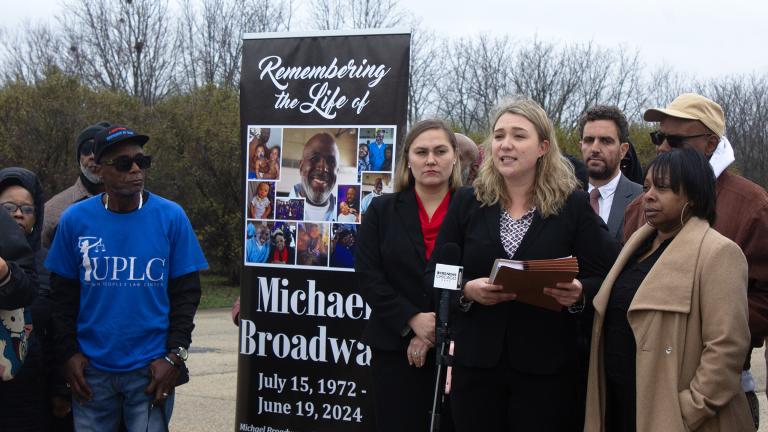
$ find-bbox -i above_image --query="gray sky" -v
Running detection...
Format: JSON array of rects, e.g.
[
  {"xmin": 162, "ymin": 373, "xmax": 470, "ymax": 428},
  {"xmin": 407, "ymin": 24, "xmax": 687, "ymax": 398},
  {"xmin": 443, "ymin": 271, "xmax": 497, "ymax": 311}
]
[{"xmin": 2, "ymin": 0, "xmax": 766, "ymax": 79}]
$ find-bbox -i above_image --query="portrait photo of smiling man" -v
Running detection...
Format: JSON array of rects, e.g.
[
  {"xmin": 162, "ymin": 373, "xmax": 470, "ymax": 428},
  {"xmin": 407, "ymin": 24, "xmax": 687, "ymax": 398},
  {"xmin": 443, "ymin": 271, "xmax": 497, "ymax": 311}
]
[
  {"xmin": 291, "ymin": 132, "xmax": 340, "ymax": 221},
  {"xmin": 273, "ymin": 127, "xmax": 360, "ymax": 222}
]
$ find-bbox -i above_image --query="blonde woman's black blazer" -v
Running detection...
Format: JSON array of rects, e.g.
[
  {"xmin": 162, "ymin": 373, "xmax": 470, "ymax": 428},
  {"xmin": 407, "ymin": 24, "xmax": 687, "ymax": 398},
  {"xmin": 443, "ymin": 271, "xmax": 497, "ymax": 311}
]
[{"xmin": 426, "ymin": 186, "xmax": 618, "ymax": 373}]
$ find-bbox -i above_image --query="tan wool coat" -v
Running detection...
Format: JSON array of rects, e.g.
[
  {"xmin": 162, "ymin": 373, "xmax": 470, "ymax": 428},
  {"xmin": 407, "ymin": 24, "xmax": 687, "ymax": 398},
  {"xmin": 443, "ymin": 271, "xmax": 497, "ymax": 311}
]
[{"xmin": 585, "ymin": 218, "xmax": 754, "ymax": 432}]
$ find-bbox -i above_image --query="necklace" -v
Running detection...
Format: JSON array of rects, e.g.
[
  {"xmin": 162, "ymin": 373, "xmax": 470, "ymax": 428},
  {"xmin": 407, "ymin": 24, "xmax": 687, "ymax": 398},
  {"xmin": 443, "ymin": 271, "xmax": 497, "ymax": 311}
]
[{"xmin": 104, "ymin": 193, "xmax": 143, "ymax": 211}]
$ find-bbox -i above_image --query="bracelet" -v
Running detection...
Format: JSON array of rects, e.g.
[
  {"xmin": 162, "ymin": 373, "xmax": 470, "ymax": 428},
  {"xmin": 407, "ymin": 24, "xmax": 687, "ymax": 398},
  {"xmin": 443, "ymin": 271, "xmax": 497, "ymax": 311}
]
[
  {"xmin": 567, "ymin": 295, "xmax": 585, "ymax": 314},
  {"xmin": 458, "ymin": 294, "xmax": 474, "ymax": 312},
  {"xmin": 163, "ymin": 355, "xmax": 180, "ymax": 368}
]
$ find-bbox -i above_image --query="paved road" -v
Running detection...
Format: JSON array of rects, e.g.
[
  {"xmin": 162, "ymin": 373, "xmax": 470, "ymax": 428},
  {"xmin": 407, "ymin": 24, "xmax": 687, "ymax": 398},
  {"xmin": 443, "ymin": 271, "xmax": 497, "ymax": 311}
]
[
  {"xmin": 171, "ymin": 308, "xmax": 768, "ymax": 432},
  {"xmin": 170, "ymin": 308, "xmax": 238, "ymax": 432}
]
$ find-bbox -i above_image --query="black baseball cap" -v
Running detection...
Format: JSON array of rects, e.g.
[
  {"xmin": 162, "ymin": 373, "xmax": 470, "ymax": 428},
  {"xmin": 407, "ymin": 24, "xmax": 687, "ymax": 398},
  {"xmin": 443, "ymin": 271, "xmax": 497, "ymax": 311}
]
[
  {"xmin": 75, "ymin": 121, "xmax": 111, "ymax": 163},
  {"xmin": 93, "ymin": 125, "xmax": 150, "ymax": 163}
]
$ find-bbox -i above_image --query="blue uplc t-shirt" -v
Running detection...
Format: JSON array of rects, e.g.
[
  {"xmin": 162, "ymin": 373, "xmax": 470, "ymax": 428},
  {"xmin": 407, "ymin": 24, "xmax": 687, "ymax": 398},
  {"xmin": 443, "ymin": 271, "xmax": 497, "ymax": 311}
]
[{"xmin": 45, "ymin": 192, "xmax": 208, "ymax": 372}]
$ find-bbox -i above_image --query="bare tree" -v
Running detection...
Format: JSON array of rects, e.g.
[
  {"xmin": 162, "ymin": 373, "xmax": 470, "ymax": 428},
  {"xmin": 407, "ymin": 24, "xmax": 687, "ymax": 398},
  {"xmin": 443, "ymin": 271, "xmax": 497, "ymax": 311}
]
[
  {"xmin": 308, "ymin": 0, "xmax": 345, "ymax": 30},
  {"xmin": 60, "ymin": 0, "xmax": 176, "ymax": 105},
  {"xmin": 706, "ymin": 74, "xmax": 768, "ymax": 186},
  {"xmin": 466, "ymin": 35, "xmax": 514, "ymax": 130},
  {"xmin": 566, "ymin": 43, "xmax": 613, "ymax": 124},
  {"xmin": 436, "ymin": 37, "xmax": 482, "ymax": 132},
  {"xmin": 407, "ymin": 27, "xmax": 444, "ymax": 124},
  {"xmin": 557, "ymin": 44, "xmax": 647, "ymax": 125},
  {"xmin": 349, "ymin": 0, "xmax": 407, "ymax": 29},
  {"xmin": 432, "ymin": 35, "xmax": 516, "ymax": 133},
  {"xmin": 0, "ymin": 22, "xmax": 63, "ymax": 83},
  {"xmin": 176, "ymin": 0, "xmax": 293, "ymax": 90},
  {"xmin": 510, "ymin": 38, "xmax": 586, "ymax": 127},
  {"xmin": 432, "ymin": 37, "xmax": 652, "ymax": 136},
  {"xmin": 644, "ymin": 65, "xmax": 696, "ymax": 109},
  {"xmin": 603, "ymin": 47, "xmax": 647, "ymax": 121},
  {"xmin": 307, "ymin": 0, "xmax": 407, "ymax": 30}
]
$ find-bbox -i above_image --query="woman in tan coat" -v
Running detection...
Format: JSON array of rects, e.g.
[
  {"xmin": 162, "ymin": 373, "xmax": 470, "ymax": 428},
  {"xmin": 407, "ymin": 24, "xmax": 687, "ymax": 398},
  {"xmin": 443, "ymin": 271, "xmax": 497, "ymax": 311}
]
[{"xmin": 584, "ymin": 148, "xmax": 754, "ymax": 432}]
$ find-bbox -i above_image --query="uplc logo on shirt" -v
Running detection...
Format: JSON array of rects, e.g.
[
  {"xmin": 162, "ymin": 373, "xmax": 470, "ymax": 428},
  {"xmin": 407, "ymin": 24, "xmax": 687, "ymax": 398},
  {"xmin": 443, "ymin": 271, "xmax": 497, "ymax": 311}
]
[{"xmin": 77, "ymin": 236, "xmax": 166, "ymax": 283}]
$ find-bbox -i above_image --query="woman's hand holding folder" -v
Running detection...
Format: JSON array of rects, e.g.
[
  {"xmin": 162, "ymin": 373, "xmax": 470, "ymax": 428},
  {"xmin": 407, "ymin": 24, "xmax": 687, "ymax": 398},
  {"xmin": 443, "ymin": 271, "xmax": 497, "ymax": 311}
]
[{"xmin": 462, "ymin": 277, "xmax": 518, "ymax": 306}]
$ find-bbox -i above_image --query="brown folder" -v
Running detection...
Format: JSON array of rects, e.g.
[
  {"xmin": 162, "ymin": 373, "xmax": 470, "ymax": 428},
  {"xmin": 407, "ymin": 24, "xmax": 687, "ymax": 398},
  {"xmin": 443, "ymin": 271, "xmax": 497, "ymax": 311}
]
[{"xmin": 489, "ymin": 257, "xmax": 579, "ymax": 312}]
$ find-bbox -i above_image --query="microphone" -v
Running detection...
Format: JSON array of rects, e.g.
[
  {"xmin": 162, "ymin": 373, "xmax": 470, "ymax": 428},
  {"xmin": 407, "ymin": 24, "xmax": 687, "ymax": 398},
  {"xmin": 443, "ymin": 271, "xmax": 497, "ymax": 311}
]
[
  {"xmin": 430, "ymin": 242, "xmax": 462, "ymax": 432},
  {"xmin": 433, "ymin": 242, "xmax": 462, "ymax": 290}
]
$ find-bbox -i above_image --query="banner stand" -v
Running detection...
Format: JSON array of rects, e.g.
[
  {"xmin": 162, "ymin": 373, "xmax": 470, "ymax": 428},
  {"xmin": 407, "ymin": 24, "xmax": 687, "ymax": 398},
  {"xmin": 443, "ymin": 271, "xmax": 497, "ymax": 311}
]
[{"xmin": 236, "ymin": 29, "xmax": 411, "ymax": 432}]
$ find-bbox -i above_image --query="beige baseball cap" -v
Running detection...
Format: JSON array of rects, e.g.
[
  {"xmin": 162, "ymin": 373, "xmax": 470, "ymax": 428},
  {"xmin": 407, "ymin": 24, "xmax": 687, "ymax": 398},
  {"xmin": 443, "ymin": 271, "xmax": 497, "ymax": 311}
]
[{"xmin": 643, "ymin": 93, "xmax": 725, "ymax": 137}]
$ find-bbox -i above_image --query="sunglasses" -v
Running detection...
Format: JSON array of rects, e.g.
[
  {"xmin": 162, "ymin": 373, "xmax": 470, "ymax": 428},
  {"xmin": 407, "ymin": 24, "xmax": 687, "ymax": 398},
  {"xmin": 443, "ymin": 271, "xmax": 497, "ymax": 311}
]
[
  {"xmin": 649, "ymin": 131, "xmax": 713, "ymax": 148},
  {"xmin": 80, "ymin": 139, "xmax": 95, "ymax": 156},
  {"xmin": 2, "ymin": 202, "xmax": 35, "ymax": 215},
  {"xmin": 101, "ymin": 154, "xmax": 152, "ymax": 172}
]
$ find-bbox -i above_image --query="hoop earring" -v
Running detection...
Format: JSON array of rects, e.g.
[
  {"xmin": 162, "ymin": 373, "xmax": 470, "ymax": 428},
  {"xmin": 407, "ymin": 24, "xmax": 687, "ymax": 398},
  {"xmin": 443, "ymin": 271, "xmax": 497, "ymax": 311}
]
[{"xmin": 680, "ymin": 202, "xmax": 691, "ymax": 227}]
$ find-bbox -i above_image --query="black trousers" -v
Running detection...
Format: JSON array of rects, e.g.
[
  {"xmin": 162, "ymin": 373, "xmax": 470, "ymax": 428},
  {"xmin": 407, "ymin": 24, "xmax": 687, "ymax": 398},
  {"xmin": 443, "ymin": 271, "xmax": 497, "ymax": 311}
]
[
  {"xmin": 370, "ymin": 348, "xmax": 453, "ymax": 432},
  {"xmin": 0, "ymin": 339, "xmax": 49, "ymax": 432},
  {"xmin": 605, "ymin": 376, "xmax": 636, "ymax": 432},
  {"xmin": 450, "ymin": 360, "xmax": 581, "ymax": 432}
]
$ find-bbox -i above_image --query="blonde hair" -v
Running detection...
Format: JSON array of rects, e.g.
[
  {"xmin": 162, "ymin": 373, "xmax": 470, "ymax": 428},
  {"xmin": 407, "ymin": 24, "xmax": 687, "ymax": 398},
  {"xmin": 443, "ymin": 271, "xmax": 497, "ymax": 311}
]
[
  {"xmin": 473, "ymin": 98, "xmax": 578, "ymax": 218},
  {"xmin": 394, "ymin": 119, "xmax": 463, "ymax": 192}
]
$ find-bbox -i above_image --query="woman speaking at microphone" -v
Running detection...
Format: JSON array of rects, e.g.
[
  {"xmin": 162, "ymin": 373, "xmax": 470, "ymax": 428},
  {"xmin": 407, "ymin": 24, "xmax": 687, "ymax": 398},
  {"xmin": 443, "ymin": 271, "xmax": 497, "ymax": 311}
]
[
  {"xmin": 427, "ymin": 98, "xmax": 617, "ymax": 431},
  {"xmin": 356, "ymin": 119, "xmax": 461, "ymax": 432}
]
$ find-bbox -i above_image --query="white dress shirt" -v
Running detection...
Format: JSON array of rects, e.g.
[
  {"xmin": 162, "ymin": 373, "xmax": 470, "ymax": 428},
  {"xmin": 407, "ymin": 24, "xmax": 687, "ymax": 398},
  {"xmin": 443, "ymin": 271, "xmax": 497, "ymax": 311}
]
[{"xmin": 587, "ymin": 172, "xmax": 621, "ymax": 224}]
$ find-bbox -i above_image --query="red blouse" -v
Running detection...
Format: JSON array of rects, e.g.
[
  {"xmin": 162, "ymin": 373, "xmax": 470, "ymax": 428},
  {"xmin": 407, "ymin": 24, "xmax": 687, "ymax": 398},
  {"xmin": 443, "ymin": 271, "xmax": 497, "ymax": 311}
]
[
  {"xmin": 415, "ymin": 191, "xmax": 452, "ymax": 260},
  {"xmin": 272, "ymin": 247, "xmax": 288, "ymax": 263}
]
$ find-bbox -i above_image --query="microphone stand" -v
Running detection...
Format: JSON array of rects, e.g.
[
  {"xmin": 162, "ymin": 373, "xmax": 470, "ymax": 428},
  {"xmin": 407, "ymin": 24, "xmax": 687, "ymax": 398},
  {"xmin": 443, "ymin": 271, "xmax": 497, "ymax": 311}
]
[{"xmin": 429, "ymin": 289, "xmax": 453, "ymax": 432}]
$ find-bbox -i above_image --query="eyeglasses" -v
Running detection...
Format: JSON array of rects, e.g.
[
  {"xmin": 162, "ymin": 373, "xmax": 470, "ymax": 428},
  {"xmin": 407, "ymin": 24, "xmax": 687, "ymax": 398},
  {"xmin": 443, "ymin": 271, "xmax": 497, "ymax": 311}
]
[
  {"xmin": 80, "ymin": 139, "xmax": 95, "ymax": 156},
  {"xmin": 101, "ymin": 154, "xmax": 152, "ymax": 172},
  {"xmin": 1, "ymin": 202, "xmax": 34, "ymax": 215},
  {"xmin": 649, "ymin": 131, "xmax": 713, "ymax": 148}
]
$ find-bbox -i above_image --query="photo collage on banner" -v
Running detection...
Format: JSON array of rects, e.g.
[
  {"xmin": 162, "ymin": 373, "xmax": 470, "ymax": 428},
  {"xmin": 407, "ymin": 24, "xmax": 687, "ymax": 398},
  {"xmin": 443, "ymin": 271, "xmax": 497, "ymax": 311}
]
[{"xmin": 244, "ymin": 125, "xmax": 396, "ymax": 271}]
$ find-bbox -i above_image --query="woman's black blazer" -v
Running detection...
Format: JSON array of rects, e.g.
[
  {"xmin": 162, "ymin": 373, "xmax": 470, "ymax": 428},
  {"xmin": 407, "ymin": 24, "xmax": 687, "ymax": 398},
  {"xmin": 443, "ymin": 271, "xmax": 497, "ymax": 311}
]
[
  {"xmin": 427, "ymin": 187, "xmax": 618, "ymax": 374},
  {"xmin": 356, "ymin": 188, "xmax": 435, "ymax": 351}
]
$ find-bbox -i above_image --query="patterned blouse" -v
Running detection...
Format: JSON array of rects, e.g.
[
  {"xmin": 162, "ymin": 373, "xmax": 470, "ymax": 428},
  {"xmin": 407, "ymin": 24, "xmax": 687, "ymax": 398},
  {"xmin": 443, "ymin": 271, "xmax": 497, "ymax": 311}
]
[{"xmin": 500, "ymin": 207, "xmax": 536, "ymax": 259}]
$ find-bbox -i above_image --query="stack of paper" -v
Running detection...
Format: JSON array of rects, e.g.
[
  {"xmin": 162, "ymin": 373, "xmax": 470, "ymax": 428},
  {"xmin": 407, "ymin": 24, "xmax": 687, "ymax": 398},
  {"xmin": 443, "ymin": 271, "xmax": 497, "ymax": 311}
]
[{"xmin": 489, "ymin": 256, "xmax": 579, "ymax": 312}]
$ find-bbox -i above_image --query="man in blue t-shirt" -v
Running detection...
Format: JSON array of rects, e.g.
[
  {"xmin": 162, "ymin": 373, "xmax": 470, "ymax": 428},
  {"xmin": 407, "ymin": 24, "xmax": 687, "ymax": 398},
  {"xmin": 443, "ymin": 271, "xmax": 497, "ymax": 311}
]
[
  {"xmin": 368, "ymin": 129, "xmax": 388, "ymax": 171},
  {"xmin": 46, "ymin": 125, "xmax": 208, "ymax": 432}
]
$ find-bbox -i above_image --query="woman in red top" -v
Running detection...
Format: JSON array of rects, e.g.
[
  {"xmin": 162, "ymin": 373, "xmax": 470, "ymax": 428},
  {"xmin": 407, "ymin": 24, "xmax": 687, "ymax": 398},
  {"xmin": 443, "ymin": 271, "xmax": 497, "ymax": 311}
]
[{"xmin": 356, "ymin": 119, "xmax": 462, "ymax": 432}]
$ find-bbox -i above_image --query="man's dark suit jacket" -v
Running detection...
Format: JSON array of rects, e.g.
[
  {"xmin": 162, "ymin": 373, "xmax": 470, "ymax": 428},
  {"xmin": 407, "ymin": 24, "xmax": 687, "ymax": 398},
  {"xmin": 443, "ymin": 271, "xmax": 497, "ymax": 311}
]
[
  {"xmin": 426, "ymin": 187, "xmax": 618, "ymax": 374},
  {"xmin": 356, "ymin": 188, "xmax": 436, "ymax": 351},
  {"xmin": 603, "ymin": 174, "xmax": 643, "ymax": 241}
]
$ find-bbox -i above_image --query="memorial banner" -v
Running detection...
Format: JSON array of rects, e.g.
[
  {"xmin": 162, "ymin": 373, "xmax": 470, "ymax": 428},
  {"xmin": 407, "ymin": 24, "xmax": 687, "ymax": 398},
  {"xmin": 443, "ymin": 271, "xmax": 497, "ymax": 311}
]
[{"xmin": 236, "ymin": 29, "xmax": 411, "ymax": 432}]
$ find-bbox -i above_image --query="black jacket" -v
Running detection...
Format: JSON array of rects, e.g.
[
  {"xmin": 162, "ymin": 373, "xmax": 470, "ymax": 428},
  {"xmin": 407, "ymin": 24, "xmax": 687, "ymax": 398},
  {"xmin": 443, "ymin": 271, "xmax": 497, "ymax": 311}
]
[
  {"xmin": 356, "ymin": 188, "xmax": 438, "ymax": 351},
  {"xmin": 426, "ymin": 187, "xmax": 619, "ymax": 373},
  {"xmin": 0, "ymin": 168, "xmax": 50, "ymax": 319},
  {"xmin": 0, "ymin": 210, "xmax": 37, "ymax": 310}
]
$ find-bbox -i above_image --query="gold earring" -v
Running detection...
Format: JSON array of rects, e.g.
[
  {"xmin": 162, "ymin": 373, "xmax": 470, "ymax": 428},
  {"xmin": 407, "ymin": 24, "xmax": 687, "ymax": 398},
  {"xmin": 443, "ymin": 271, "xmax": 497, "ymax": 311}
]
[{"xmin": 680, "ymin": 202, "xmax": 691, "ymax": 226}]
